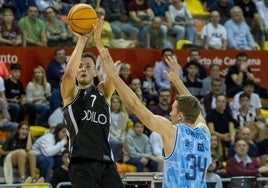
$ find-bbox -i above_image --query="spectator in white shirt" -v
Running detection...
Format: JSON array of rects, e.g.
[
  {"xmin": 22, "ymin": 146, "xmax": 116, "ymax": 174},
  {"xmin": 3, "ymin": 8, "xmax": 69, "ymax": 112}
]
[
  {"xmin": 32, "ymin": 123, "xmax": 67, "ymax": 182},
  {"xmin": 201, "ymin": 10, "xmax": 227, "ymax": 50}
]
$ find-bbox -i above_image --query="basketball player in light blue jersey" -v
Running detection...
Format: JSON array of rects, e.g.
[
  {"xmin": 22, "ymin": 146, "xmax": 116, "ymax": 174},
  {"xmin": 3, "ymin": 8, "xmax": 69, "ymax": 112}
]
[{"xmin": 94, "ymin": 17, "xmax": 211, "ymax": 188}]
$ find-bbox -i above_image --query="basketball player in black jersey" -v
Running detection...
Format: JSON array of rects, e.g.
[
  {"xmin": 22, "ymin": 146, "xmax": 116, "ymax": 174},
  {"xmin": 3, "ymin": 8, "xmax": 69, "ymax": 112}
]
[{"xmin": 60, "ymin": 19, "xmax": 123, "ymax": 187}]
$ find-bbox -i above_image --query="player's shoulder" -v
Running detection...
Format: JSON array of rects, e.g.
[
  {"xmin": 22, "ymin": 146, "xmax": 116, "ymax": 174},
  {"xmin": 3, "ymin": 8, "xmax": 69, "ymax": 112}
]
[{"xmin": 196, "ymin": 122, "xmax": 210, "ymax": 136}]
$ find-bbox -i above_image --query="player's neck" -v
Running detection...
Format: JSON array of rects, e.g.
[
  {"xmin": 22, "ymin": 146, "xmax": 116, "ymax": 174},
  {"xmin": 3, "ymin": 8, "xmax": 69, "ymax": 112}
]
[{"xmin": 78, "ymin": 83, "xmax": 93, "ymax": 89}]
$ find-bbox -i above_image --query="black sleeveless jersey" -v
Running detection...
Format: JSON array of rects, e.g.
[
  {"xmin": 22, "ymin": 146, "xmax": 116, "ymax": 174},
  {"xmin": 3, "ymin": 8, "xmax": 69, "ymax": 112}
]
[{"xmin": 63, "ymin": 85, "xmax": 113, "ymax": 163}]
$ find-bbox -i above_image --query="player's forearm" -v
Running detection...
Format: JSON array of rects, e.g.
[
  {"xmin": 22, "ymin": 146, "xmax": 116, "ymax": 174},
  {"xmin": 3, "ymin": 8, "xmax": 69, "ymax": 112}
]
[
  {"xmin": 171, "ymin": 77, "xmax": 191, "ymax": 96},
  {"xmin": 65, "ymin": 39, "xmax": 86, "ymax": 77},
  {"xmin": 109, "ymin": 73, "xmax": 141, "ymax": 111}
]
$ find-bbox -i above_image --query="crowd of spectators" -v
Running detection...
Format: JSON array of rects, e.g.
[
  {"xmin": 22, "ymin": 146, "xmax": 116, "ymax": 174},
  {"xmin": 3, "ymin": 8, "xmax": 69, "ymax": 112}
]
[
  {"xmin": 0, "ymin": 0, "xmax": 268, "ymax": 187},
  {"xmin": 0, "ymin": 47, "xmax": 266, "ymax": 187},
  {"xmin": 0, "ymin": 0, "xmax": 268, "ymax": 49}
]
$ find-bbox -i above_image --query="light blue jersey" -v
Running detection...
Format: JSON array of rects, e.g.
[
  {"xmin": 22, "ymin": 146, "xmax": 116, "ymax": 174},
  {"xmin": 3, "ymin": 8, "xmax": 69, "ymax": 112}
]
[{"xmin": 163, "ymin": 123, "xmax": 211, "ymax": 188}]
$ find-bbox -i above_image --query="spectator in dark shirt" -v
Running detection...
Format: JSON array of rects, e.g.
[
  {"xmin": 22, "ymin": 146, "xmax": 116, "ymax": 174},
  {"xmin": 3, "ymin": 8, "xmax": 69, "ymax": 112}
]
[
  {"xmin": 227, "ymin": 139, "xmax": 268, "ymax": 177},
  {"xmin": 207, "ymin": 94, "xmax": 236, "ymax": 160},
  {"xmin": 225, "ymin": 52, "xmax": 258, "ymax": 98},
  {"xmin": 183, "ymin": 48, "xmax": 207, "ymax": 80},
  {"xmin": 4, "ymin": 63, "xmax": 36, "ymax": 125},
  {"xmin": 46, "ymin": 48, "xmax": 67, "ymax": 91},
  {"xmin": 228, "ymin": 127, "xmax": 259, "ymax": 159},
  {"xmin": 210, "ymin": 0, "xmax": 234, "ymax": 25},
  {"xmin": 51, "ymin": 150, "xmax": 70, "ymax": 188},
  {"xmin": 0, "ymin": 8, "xmax": 22, "ymax": 46},
  {"xmin": 101, "ymin": 0, "xmax": 139, "ymax": 40}
]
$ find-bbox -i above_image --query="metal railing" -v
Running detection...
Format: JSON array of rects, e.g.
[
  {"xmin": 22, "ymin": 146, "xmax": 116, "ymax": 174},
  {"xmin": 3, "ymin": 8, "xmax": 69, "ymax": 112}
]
[
  {"xmin": 56, "ymin": 182, "xmax": 71, "ymax": 188},
  {"xmin": 0, "ymin": 183, "xmax": 52, "ymax": 187}
]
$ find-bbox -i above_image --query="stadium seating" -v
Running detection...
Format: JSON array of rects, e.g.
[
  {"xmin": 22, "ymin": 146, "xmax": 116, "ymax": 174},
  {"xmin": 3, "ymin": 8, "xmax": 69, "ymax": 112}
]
[{"xmin": 184, "ymin": 0, "xmax": 210, "ymax": 17}]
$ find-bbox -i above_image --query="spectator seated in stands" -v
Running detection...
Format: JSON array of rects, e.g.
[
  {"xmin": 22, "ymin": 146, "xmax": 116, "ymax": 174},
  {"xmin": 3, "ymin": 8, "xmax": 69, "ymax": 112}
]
[
  {"xmin": 207, "ymin": 94, "xmax": 236, "ymax": 160},
  {"xmin": 231, "ymin": 80, "xmax": 265, "ymax": 123},
  {"xmin": 0, "ymin": 8, "xmax": 22, "ymax": 46},
  {"xmin": 109, "ymin": 95, "xmax": 129, "ymax": 162},
  {"xmin": 4, "ymin": 63, "xmax": 36, "ymax": 125},
  {"xmin": 228, "ymin": 127, "xmax": 260, "ymax": 159},
  {"xmin": 256, "ymin": 0, "xmax": 268, "ymax": 43},
  {"xmin": 150, "ymin": 0, "xmax": 185, "ymax": 48},
  {"xmin": 227, "ymin": 139, "xmax": 268, "ymax": 185},
  {"xmin": 182, "ymin": 48, "xmax": 207, "ymax": 80},
  {"xmin": 0, "ymin": 98, "xmax": 18, "ymax": 132},
  {"xmin": 224, "ymin": 6, "xmax": 256, "ymax": 50},
  {"xmin": 18, "ymin": 5, "xmax": 47, "ymax": 46},
  {"xmin": 225, "ymin": 52, "xmax": 260, "ymax": 98},
  {"xmin": 141, "ymin": 16, "xmax": 172, "ymax": 48},
  {"xmin": 201, "ymin": 77, "xmax": 226, "ymax": 117},
  {"xmin": 234, "ymin": 0, "xmax": 264, "ymax": 50},
  {"xmin": 149, "ymin": 89, "xmax": 171, "ymax": 121},
  {"xmin": 209, "ymin": 0, "xmax": 234, "ymax": 25},
  {"xmin": 127, "ymin": 0, "xmax": 155, "ymax": 46},
  {"xmin": 87, "ymin": 7, "xmax": 114, "ymax": 48},
  {"xmin": 101, "ymin": 0, "xmax": 139, "ymax": 41},
  {"xmin": 168, "ymin": 0, "xmax": 196, "ymax": 44},
  {"xmin": 44, "ymin": 7, "xmax": 73, "ymax": 47},
  {"xmin": 181, "ymin": 60, "xmax": 203, "ymax": 100},
  {"xmin": 46, "ymin": 48, "xmax": 67, "ymax": 91},
  {"xmin": 140, "ymin": 64, "xmax": 158, "ymax": 107},
  {"xmin": 13, "ymin": 0, "xmax": 36, "ymax": 19},
  {"xmin": 35, "ymin": 0, "xmax": 63, "ymax": 19},
  {"xmin": 119, "ymin": 63, "xmax": 132, "ymax": 86},
  {"xmin": 32, "ymin": 123, "xmax": 67, "ymax": 183},
  {"xmin": 123, "ymin": 119, "xmax": 158, "ymax": 172},
  {"xmin": 201, "ymin": 10, "xmax": 227, "ymax": 50},
  {"xmin": 149, "ymin": 131, "xmax": 164, "ymax": 172},
  {"xmin": 232, "ymin": 93, "xmax": 258, "ymax": 129},
  {"xmin": 206, "ymin": 153, "xmax": 223, "ymax": 188},
  {"xmin": 153, "ymin": 48, "xmax": 183, "ymax": 91},
  {"xmin": 210, "ymin": 133, "xmax": 227, "ymax": 177},
  {"xmin": 0, "ymin": 122, "xmax": 42, "ymax": 184},
  {"xmin": 26, "ymin": 66, "xmax": 51, "ymax": 125},
  {"xmin": 50, "ymin": 150, "xmax": 70, "ymax": 188}
]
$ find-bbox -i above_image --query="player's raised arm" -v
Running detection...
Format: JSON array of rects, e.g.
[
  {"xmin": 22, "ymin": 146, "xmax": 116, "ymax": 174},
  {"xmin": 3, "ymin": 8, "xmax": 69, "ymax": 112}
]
[
  {"xmin": 164, "ymin": 56, "xmax": 208, "ymax": 131},
  {"xmin": 60, "ymin": 29, "xmax": 91, "ymax": 107},
  {"xmin": 97, "ymin": 48, "xmax": 171, "ymax": 134},
  {"xmin": 93, "ymin": 16, "xmax": 115, "ymax": 102}
]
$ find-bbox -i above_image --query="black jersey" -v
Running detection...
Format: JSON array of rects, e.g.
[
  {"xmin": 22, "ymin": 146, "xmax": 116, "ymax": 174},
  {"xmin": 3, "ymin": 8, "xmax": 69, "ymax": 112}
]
[{"xmin": 63, "ymin": 85, "xmax": 113, "ymax": 163}]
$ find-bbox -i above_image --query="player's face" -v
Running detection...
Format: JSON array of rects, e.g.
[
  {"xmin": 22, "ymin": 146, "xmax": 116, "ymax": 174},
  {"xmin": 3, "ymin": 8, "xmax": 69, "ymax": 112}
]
[{"xmin": 77, "ymin": 57, "xmax": 97, "ymax": 86}]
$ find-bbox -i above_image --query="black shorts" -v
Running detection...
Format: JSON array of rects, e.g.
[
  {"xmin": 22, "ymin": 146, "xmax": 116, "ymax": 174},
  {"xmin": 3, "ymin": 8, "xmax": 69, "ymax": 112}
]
[{"xmin": 69, "ymin": 160, "xmax": 124, "ymax": 188}]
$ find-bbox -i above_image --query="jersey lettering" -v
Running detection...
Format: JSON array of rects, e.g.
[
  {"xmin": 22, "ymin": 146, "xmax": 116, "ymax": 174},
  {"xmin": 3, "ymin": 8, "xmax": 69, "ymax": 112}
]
[
  {"xmin": 82, "ymin": 109, "xmax": 108, "ymax": 125},
  {"xmin": 185, "ymin": 154, "xmax": 208, "ymax": 180}
]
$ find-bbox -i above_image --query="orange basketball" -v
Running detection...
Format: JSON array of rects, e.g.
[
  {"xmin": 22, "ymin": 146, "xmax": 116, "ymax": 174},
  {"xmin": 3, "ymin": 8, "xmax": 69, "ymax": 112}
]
[{"xmin": 68, "ymin": 4, "xmax": 97, "ymax": 34}]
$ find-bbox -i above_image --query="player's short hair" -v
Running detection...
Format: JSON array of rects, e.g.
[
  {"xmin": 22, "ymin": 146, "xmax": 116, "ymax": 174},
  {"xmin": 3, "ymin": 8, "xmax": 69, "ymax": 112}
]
[
  {"xmin": 175, "ymin": 95, "xmax": 200, "ymax": 124},
  {"xmin": 81, "ymin": 51, "xmax": 96, "ymax": 65}
]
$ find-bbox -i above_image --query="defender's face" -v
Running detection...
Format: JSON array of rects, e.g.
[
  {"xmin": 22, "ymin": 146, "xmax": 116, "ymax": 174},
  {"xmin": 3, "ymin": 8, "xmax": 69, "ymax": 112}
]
[{"xmin": 77, "ymin": 57, "xmax": 97, "ymax": 86}]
